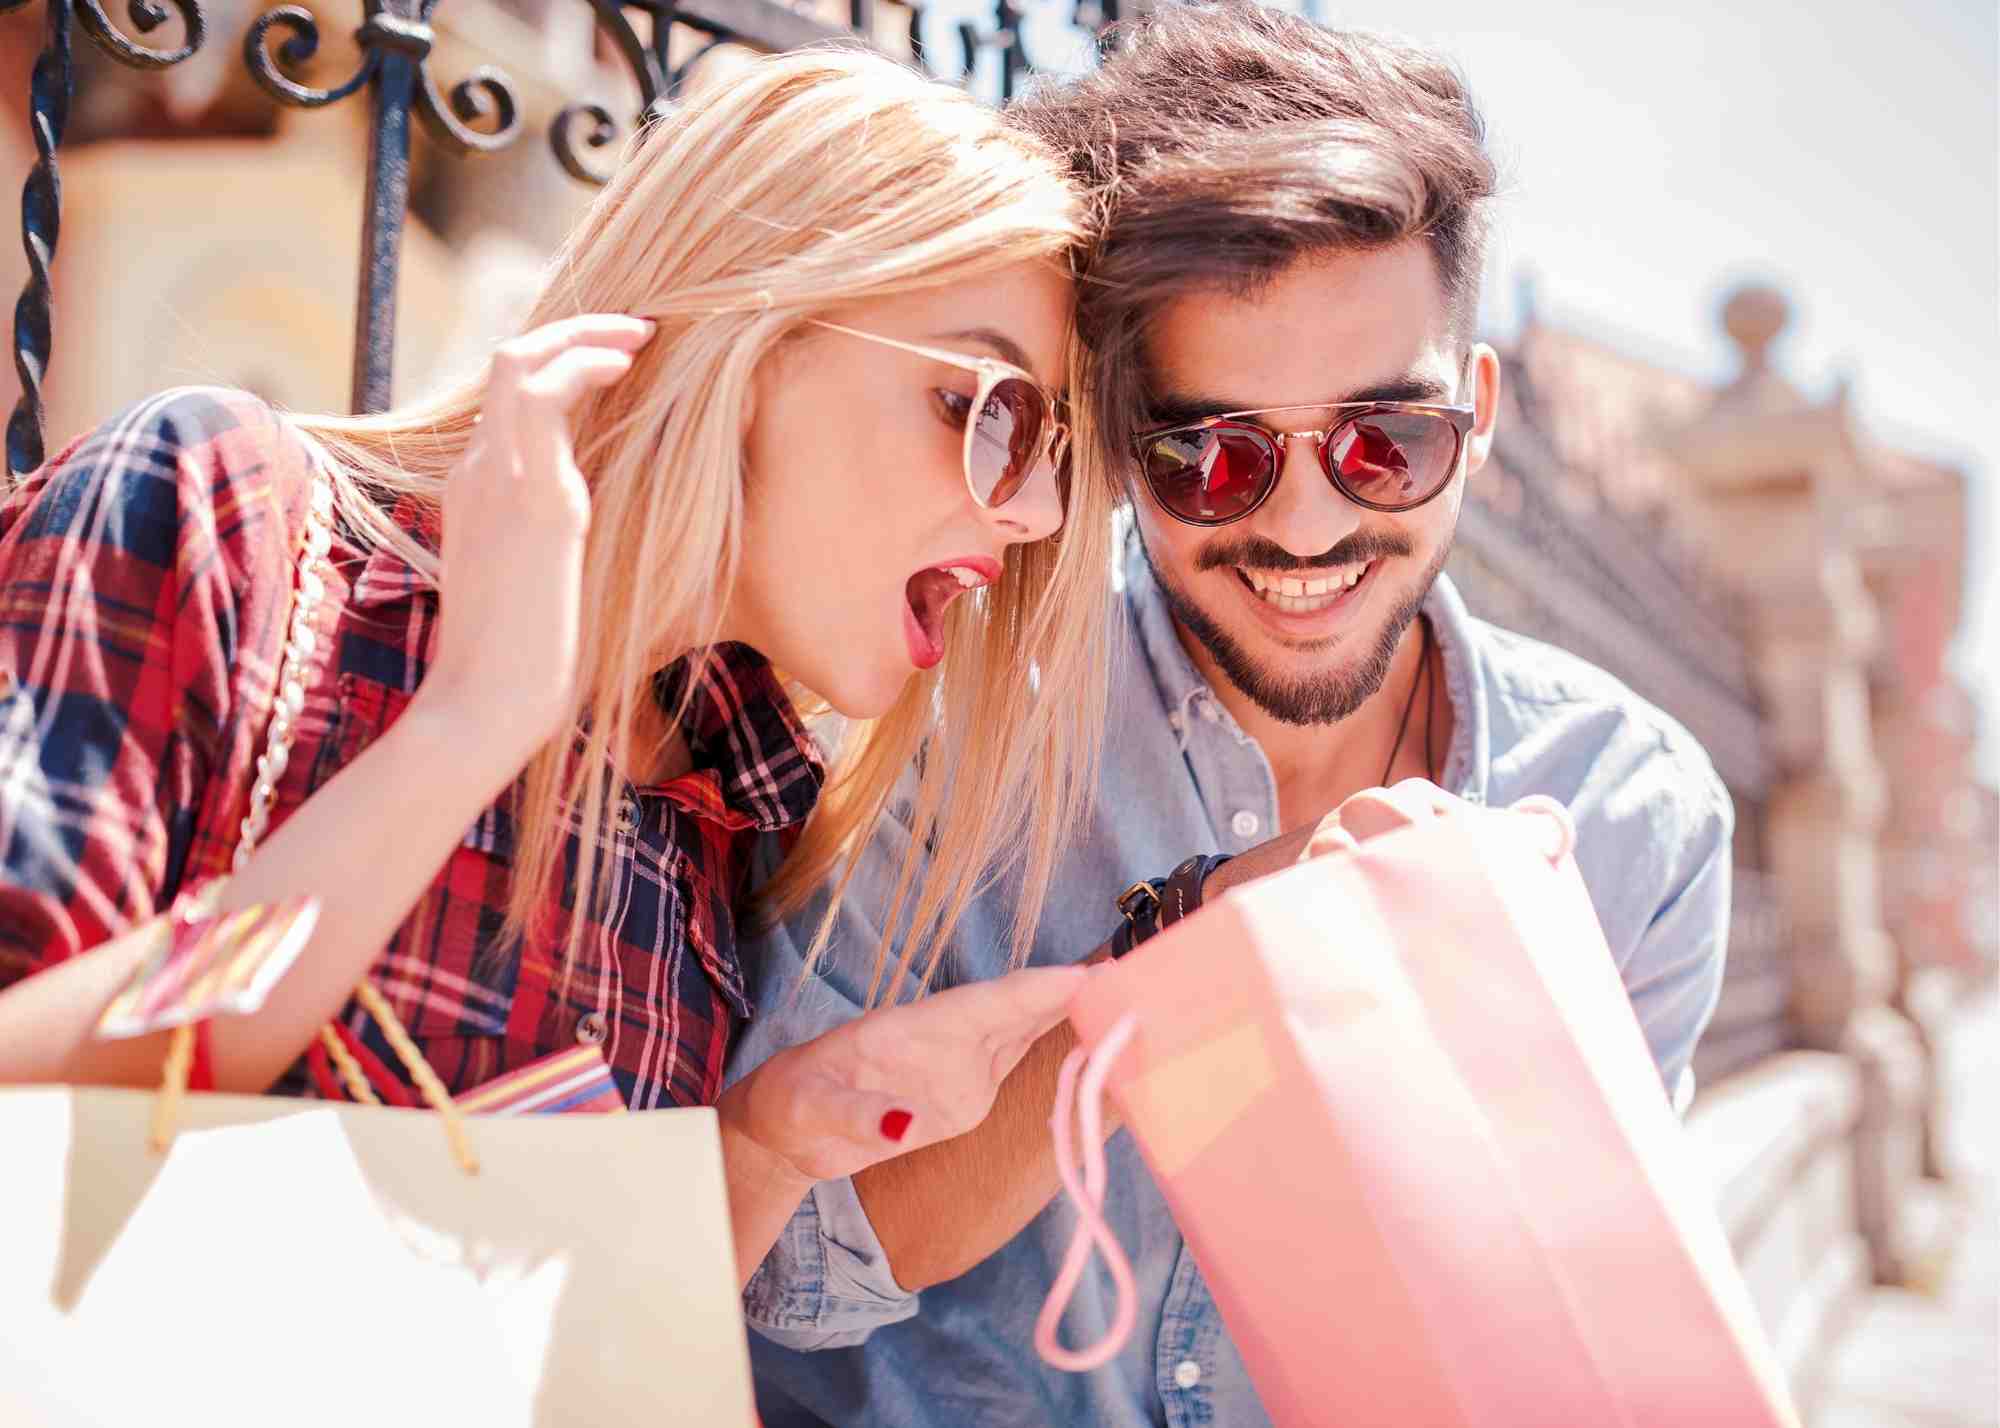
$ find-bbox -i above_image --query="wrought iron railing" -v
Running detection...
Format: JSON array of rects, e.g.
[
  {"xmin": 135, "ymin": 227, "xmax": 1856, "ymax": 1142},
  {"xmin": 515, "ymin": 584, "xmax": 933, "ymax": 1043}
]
[{"xmin": 1, "ymin": 0, "xmax": 1120, "ymax": 477}]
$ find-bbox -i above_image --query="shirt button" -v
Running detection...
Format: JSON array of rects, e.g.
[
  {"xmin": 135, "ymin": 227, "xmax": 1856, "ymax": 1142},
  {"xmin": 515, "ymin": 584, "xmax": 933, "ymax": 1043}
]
[
  {"xmin": 575, "ymin": 1011, "xmax": 609, "ymax": 1046},
  {"xmin": 1231, "ymin": 810, "xmax": 1260, "ymax": 839},
  {"xmin": 614, "ymin": 798, "xmax": 639, "ymax": 834},
  {"xmin": 1173, "ymin": 1359, "xmax": 1202, "ymax": 1390}
]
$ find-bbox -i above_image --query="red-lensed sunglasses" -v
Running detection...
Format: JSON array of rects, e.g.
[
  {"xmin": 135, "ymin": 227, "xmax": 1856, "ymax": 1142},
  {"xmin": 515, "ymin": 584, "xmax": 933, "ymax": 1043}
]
[{"xmin": 1133, "ymin": 396, "xmax": 1476, "ymax": 528}]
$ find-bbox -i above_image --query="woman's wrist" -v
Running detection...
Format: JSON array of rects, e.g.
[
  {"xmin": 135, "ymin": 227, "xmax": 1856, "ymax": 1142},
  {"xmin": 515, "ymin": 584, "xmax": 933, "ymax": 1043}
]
[
  {"xmin": 398, "ymin": 685, "xmax": 550, "ymax": 794},
  {"xmin": 715, "ymin": 1080, "xmax": 817, "ymax": 1199},
  {"xmin": 716, "ymin": 1079, "xmax": 818, "ymax": 1287}
]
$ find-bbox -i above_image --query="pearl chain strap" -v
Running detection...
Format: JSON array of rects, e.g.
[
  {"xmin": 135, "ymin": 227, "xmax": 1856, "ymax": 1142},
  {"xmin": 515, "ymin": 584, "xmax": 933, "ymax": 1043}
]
[
  {"xmin": 159, "ymin": 461, "xmax": 478, "ymax": 1173},
  {"xmin": 234, "ymin": 470, "xmax": 335, "ymax": 871}
]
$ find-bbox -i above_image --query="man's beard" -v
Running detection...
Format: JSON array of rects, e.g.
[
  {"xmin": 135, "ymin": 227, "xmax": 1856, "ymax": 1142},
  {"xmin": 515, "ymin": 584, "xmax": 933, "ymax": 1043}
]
[{"xmin": 1141, "ymin": 526, "xmax": 1453, "ymax": 727}]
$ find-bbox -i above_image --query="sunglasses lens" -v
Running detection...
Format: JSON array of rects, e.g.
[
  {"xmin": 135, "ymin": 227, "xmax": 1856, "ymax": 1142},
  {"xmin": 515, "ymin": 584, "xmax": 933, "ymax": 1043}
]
[
  {"xmin": 1140, "ymin": 427, "xmax": 1272, "ymax": 524},
  {"xmin": 1325, "ymin": 412, "xmax": 1460, "ymax": 508},
  {"xmin": 967, "ymin": 377, "xmax": 1050, "ymax": 508}
]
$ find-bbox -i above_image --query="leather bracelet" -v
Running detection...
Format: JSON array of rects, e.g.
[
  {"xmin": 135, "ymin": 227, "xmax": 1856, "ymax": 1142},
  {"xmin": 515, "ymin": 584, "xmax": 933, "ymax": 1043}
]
[
  {"xmin": 1109, "ymin": 877, "xmax": 1166, "ymax": 959},
  {"xmin": 1108, "ymin": 853, "xmax": 1235, "ymax": 958},
  {"xmin": 1158, "ymin": 852, "xmax": 1234, "ymax": 931}
]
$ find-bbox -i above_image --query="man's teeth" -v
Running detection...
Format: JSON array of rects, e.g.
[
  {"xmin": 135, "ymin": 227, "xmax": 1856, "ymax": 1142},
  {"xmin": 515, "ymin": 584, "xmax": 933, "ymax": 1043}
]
[{"xmin": 1239, "ymin": 562, "xmax": 1369, "ymax": 611}]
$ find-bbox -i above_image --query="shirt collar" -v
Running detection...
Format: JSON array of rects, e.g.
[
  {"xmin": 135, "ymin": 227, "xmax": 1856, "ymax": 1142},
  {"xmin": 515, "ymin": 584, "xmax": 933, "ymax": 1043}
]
[
  {"xmin": 652, "ymin": 644, "xmax": 825, "ymax": 833},
  {"xmin": 345, "ymin": 497, "xmax": 439, "ymax": 612},
  {"xmin": 1118, "ymin": 523, "xmax": 1491, "ymax": 802},
  {"xmin": 339, "ymin": 498, "xmax": 823, "ymax": 831}
]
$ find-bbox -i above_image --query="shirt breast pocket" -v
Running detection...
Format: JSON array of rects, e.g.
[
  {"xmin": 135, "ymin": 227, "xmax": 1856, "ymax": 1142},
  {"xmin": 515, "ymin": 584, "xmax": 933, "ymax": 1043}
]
[{"xmin": 327, "ymin": 672, "xmax": 522, "ymax": 1042}]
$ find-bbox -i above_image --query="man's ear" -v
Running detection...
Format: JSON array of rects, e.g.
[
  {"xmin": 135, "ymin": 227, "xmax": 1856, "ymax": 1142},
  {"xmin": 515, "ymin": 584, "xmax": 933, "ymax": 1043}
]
[{"xmin": 1462, "ymin": 342, "xmax": 1502, "ymax": 478}]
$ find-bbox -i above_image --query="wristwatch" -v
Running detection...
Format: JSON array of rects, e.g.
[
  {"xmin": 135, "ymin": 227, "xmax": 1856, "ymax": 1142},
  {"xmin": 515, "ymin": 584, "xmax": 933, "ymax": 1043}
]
[{"xmin": 1109, "ymin": 852, "xmax": 1234, "ymax": 958}]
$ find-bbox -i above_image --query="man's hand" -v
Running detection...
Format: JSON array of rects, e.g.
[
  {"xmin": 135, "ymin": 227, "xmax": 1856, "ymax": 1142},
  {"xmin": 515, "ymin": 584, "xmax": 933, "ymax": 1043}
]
[
  {"xmin": 1295, "ymin": 778, "xmax": 1467, "ymax": 861},
  {"xmin": 851, "ymin": 779, "xmax": 1479, "ymax": 1293}
]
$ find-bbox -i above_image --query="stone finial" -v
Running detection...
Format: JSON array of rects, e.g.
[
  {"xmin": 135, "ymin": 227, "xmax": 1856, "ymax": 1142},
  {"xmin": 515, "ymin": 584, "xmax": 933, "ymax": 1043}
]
[
  {"xmin": 1515, "ymin": 267, "xmax": 1538, "ymax": 329},
  {"xmin": 1722, "ymin": 284, "xmax": 1792, "ymax": 375}
]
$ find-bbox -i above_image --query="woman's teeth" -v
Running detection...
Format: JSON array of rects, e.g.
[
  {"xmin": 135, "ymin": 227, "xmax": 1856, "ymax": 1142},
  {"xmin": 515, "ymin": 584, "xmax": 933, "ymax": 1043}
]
[
  {"xmin": 943, "ymin": 565, "xmax": 984, "ymax": 589},
  {"xmin": 1239, "ymin": 562, "xmax": 1370, "ymax": 613}
]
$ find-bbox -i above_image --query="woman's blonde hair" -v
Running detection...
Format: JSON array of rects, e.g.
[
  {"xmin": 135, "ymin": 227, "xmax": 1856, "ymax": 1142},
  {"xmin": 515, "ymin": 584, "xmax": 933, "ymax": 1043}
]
[{"xmin": 294, "ymin": 47, "xmax": 1112, "ymax": 1002}]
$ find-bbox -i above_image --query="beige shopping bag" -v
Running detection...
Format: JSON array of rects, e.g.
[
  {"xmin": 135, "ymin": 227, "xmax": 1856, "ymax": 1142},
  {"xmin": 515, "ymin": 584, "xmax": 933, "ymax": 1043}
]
[{"xmin": 0, "ymin": 1087, "xmax": 755, "ymax": 1428}]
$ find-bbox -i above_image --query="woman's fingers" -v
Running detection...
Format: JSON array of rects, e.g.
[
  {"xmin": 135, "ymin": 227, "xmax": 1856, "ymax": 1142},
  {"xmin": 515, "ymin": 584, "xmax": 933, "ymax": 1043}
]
[
  {"xmin": 815, "ymin": 1082, "xmax": 924, "ymax": 1150},
  {"xmin": 519, "ymin": 345, "xmax": 640, "ymax": 412},
  {"xmin": 916, "ymin": 965, "xmax": 1085, "ymax": 1049},
  {"xmin": 492, "ymin": 313, "xmax": 656, "ymax": 371},
  {"xmin": 415, "ymin": 313, "xmax": 652, "ymax": 756},
  {"xmin": 729, "ymin": 967, "xmax": 1088, "ymax": 1186}
]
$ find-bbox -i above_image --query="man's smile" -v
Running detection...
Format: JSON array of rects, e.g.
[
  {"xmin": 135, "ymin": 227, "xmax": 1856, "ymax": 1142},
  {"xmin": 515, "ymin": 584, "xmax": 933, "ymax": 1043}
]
[{"xmin": 1228, "ymin": 557, "xmax": 1381, "ymax": 635}]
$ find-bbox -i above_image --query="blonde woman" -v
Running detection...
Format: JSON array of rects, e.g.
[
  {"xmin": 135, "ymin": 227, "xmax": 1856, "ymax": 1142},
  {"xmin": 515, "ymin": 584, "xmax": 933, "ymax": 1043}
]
[{"xmin": 0, "ymin": 50, "xmax": 1112, "ymax": 1283}]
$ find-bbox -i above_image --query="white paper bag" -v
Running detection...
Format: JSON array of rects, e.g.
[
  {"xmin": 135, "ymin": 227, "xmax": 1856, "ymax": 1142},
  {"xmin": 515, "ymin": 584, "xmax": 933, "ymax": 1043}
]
[{"xmin": 1, "ymin": 1088, "xmax": 755, "ymax": 1428}]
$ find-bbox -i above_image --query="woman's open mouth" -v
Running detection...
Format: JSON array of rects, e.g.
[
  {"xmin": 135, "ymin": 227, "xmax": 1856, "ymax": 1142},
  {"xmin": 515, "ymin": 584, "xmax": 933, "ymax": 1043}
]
[{"xmin": 903, "ymin": 556, "xmax": 1002, "ymax": 669}]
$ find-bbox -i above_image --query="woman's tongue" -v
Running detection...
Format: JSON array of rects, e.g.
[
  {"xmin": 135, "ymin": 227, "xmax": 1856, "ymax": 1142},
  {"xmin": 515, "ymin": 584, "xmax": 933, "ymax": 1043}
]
[{"xmin": 903, "ymin": 568, "xmax": 963, "ymax": 669}]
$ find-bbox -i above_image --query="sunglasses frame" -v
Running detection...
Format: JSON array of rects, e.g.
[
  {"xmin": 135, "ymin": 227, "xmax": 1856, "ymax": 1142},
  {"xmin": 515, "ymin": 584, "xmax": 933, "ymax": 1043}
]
[
  {"xmin": 1132, "ymin": 398, "xmax": 1478, "ymax": 527},
  {"xmin": 807, "ymin": 320, "xmax": 1070, "ymax": 512}
]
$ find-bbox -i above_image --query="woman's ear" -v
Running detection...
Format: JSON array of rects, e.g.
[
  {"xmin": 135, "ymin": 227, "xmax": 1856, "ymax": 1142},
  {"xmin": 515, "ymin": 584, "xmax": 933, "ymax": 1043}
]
[
  {"xmin": 740, "ymin": 359, "xmax": 759, "ymax": 436},
  {"xmin": 1462, "ymin": 343, "xmax": 1501, "ymax": 479}
]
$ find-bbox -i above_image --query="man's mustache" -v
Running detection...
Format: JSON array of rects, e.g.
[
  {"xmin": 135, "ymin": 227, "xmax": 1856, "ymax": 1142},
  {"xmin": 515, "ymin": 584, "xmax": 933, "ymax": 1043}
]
[{"xmin": 1194, "ymin": 532, "xmax": 1412, "ymax": 574}]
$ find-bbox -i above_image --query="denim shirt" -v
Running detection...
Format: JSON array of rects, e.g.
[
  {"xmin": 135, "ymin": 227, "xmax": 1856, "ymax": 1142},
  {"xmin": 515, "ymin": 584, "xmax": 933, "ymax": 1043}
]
[{"xmin": 727, "ymin": 536, "xmax": 1733, "ymax": 1428}]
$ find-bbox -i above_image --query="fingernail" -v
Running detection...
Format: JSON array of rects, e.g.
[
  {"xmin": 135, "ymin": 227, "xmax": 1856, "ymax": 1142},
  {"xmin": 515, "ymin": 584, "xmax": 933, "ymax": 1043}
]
[{"xmin": 879, "ymin": 1109, "xmax": 913, "ymax": 1142}]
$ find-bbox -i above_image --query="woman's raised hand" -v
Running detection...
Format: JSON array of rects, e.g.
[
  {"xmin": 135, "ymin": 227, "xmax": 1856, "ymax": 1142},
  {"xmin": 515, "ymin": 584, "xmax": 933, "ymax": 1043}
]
[
  {"xmin": 415, "ymin": 314, "xmax": 655, "ymax": 764},
  {"xmin": 719, "ymin": 964, "xmax": 1087, "ymax": 1188}
]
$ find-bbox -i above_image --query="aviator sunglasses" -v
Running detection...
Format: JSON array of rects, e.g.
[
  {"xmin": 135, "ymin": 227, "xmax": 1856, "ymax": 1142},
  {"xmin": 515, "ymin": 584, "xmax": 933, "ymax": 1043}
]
[
  {"xmin": 1132, "ymin": 375, "xmax": 1476, "ymax": 528},
  {"xmin": 810, "ymin": 321, "xmax": 1070, "ymax": 520}
]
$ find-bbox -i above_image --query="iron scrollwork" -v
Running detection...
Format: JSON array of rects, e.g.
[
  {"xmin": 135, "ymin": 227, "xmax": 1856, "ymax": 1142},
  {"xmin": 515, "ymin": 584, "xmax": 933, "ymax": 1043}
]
[
  {"xmin": 3, "ymin": 0, "xmax": 206, "ymax": 477},
  {"xmin": 244, "ymin": 1, "xmax": 521, "ymax": 155},
  {"xmin": 244, "ymin": 0, "xmax": 522, "ymax": 410},
  {"xmin": 2, "ymin": 0, "xmax": 1122, "ymax": 461},
  {"xmin": 556, "ymin": 0, "xmax": 852, "ymax": 187}
]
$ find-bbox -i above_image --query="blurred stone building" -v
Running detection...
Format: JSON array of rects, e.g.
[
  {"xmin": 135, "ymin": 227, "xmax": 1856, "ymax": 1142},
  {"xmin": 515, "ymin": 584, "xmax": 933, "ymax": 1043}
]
[
  {"xmin": 1453, "ymin": 281, "xmax": 1996, "ymax": 1410},
  {"xmin": 0, "ymin": 0, "xmax": 1991, "ymax": 1419}
]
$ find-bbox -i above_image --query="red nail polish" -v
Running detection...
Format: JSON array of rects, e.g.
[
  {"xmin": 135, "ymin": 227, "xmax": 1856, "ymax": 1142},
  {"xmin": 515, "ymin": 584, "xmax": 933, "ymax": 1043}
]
[{"xmin": 880, "ymin": 1109, "xmax": 913, "ymax": 1142}]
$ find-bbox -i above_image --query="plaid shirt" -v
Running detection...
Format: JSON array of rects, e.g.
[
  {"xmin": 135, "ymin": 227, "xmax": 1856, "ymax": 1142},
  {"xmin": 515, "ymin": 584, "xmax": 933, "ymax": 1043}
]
[{"xmin": 0, "ymin": 387, "xmax": 823, "ymax": 1109}]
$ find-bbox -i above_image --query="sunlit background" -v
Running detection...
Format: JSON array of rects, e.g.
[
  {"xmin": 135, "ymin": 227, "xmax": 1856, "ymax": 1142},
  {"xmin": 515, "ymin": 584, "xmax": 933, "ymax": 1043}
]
[
  {"xmin": 1356, "ymin": 0, "xmax": 1998, "ymax": 781},
  {"xmin": 0, "ymin": 2, "xmax": 1991, "ymax": 1423}
]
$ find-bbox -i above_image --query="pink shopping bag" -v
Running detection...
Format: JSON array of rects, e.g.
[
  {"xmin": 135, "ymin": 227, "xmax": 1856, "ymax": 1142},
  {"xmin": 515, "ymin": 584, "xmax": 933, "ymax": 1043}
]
[{"xmin": 1037, "ymin": 797, "xmax": 1798, "ymax": 1427}]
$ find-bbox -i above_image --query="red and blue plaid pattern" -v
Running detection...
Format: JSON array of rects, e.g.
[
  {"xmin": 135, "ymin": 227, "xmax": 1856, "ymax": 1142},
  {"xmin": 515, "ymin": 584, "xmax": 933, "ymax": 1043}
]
[{"xmin": 0, "ymin": 387, "xmax": 824, "ymax": 1110}]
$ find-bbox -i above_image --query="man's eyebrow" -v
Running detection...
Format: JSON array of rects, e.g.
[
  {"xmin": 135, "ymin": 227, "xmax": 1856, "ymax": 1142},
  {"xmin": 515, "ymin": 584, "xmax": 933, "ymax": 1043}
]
[
  {"xmin": 1145, "ymin": 373, "xmax": 1458, "ymax": 428},
  {"xmin": 932, "ymin": 327, "xmax": 1034, "ymax": 375}
]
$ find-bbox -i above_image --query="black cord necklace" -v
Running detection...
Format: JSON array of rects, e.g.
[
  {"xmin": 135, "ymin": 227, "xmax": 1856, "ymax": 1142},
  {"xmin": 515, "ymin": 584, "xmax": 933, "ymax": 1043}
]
[{"xmin": 1379, "ymin": 617, "xmax": 1433, "ymax": 786}]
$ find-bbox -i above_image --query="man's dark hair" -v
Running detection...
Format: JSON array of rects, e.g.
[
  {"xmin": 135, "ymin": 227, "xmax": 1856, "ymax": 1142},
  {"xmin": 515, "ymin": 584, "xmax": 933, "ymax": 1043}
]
[{"xmin": 1010, "ymin": 2, "xmax": 1498, "ymax": 457}]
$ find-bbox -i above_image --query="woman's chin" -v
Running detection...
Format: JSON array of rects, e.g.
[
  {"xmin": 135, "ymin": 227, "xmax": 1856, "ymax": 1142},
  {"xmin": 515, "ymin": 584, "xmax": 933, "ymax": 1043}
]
[{"xmin": 807, "ymin": 661, "xmax": 912, "ymax": 722}]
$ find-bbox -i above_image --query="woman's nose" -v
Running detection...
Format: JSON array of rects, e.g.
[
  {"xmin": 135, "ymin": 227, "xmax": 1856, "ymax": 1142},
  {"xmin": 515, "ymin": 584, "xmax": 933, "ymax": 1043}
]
[{"xmin": 986, "ymin": 452, "xmax": 1065, "ymax": 544}]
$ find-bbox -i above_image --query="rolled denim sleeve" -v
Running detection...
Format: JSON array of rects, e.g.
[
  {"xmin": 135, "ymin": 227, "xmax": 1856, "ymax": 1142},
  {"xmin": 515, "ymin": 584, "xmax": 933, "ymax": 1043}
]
[
  {"xmin": 728, "ymin": 839, "xmax": 923, "ymax": 1349},
  {"xmin": 742, "ymin": 1177, "xmax": 919, "ymax": 1350},
  {"xmin": 1622, "ymin": 773, "xmax": 1733, "ymax": 1114}
]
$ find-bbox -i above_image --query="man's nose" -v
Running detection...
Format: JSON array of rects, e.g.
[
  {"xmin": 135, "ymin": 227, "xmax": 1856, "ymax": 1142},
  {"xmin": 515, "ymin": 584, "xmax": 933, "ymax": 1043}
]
[{"xmin": 1252, "ymin": 432, "xmax": 1360, "ymax": 557}]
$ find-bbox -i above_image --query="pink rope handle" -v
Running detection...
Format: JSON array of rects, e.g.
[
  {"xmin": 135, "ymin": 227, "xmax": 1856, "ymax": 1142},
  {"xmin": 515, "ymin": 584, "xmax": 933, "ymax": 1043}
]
[
  {"xmin": 1035, "ymin": 1010, "xmax": 1140, "ymax": 1372},
  {"xmin": 1507, "ymin": 794, "xmax": 1577, "ymax": 865}
]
